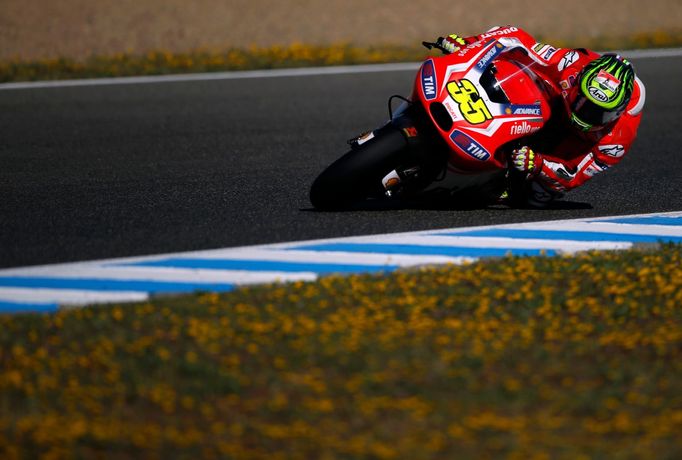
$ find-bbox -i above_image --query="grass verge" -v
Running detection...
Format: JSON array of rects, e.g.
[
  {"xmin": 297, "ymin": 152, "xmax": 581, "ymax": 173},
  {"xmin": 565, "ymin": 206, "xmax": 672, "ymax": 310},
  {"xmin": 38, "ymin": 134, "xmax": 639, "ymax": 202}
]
[
  {"xmin": 2, "ymin": 30, "xmax": 682, "ymax": 83},
  {"xmin": 0, "ymin": 244, "xmax": 681, "ymax": 458}
]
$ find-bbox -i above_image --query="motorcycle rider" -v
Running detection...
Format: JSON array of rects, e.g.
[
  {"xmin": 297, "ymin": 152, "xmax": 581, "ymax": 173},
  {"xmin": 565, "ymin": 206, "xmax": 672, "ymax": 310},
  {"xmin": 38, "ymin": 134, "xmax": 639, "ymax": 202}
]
[{"xmin": 437, "ymin": 26, "xmax": 645, "ymax": 207}]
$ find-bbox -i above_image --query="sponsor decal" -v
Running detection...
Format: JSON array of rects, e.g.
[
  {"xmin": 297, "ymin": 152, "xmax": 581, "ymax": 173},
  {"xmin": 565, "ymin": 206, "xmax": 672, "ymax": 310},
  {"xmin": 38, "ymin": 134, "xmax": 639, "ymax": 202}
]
[
  {"xmin": 420, "ymin": 60, "xmax": 437, "ymax": 101},
  {"xmin": 442, "ymin": 98, "xmax": 460, "ymax": 120},
  {"xmin": 589, "ymin": 86, "xmax": 609, "ymax": 102},
  {"xmin": 558, "ymin": 50, "xmax": 579, "ymax": 71},
  {"xmin": 583, "ymin": 162, "xmax": 604, "ymax": 177},
  {"xmin": 543, "ymin": 47, "xmax": 558, "ymax": 60},
  {"xmin": 504, "ymin": 104, "xmax": 542, "ymax": 116},
  {"xmin": 403, "ymin": 127, "xmax": 418, "ymax": 138},
  {"xmin": 532, "ymin": 43, "xmax": 558, "ymax": 61},
  {"xmin": 480, "ymin": 27, "xmax": 518, "ymax": 39},
  {"xmin": 446, "ymin": 79, "xmax": 493, "ymax": 125},
  {"xmin": 597, "ymin": 161, "xmax": 610, "ymax": 171},
  {"xmin": 356, "ymin": 131, "xmax": 375, "ymax": 146},
  {"xmin": 450, "ymin": 130, "xmax": 491, "ymax": 161},
  {"xmin": 596, "ymin": 69, "xmax": 621, "ymax": 92},
  {"xmin": 509, "ymin": 121, "xmax": 540, "ymax": 136},
  {"xmin": 598, "ymin": 144, "xmax": 625, "ymax": 158},
  {"xmin": 582, "ymin": 155, "xmax": 609, "ymax": 177},
  {"xmin": 382, "ymin": 170, "xmax": 401, "ymax": 190},
  {"xmin": 476, "ymin": 43, "xmax": 504, "ymax": 70},
  {"xmin": 456, "ymin": 40, "xmax": 485, "ymax": 57},
  {"xmin": 588, "ymin": 69, "xmax": 621, "ymax": 103},
  {"xmin": 560, "ymin": 80, "xmax": 571, "ymax": 98},
  {"xmin": 561, "ymin": 75, "xmax": 577, "ymax": 98},
  {"xmin": 385, "ymin": 177, "xmax": 400, "ymax": 188}
]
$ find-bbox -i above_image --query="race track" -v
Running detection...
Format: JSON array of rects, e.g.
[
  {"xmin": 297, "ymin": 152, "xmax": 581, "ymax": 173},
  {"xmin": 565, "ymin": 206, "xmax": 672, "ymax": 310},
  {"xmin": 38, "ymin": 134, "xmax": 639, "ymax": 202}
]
[{"xmin": 1, "ymin": 52, "xmax": 681, "ymax": 269}]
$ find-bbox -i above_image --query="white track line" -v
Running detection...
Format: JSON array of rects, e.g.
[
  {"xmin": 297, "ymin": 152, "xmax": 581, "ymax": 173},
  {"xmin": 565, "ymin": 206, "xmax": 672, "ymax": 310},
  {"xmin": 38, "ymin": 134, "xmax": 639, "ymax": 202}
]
[
  {"xmin": 521, "ymin": 221, "xmax": 682, "ymax": 236},
  {"xmin": 147, "ymin": 249, "xmax": 463, "ymax": 266},
  {"xmin": 0, "ymin": 266, "xmax": 317, "ymax": 285},
  {"xmin": 0, "ymin": 287, "xmax": 148, "ymax": 306},
  {"xmin": 1, "ymin": 47, "xmax": 680, "ymax": 91},
  {"xmin": 0, "ymin": 62, "xmax": 420, "ymax": 91},
  {"xmin": 344, "ymin": 235, "xmax": 633, "ymax": 252},
  {"xmin": 0, "ymin": 210, "xmax": 679, "ymax": 310}
]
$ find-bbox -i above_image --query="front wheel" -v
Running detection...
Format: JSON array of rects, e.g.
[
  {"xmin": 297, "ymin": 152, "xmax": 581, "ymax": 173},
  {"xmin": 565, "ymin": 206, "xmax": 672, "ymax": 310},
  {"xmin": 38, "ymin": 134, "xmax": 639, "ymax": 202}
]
[{"xmin": 310, "ymin": 124, "xmax": 411, "ymax": 210}]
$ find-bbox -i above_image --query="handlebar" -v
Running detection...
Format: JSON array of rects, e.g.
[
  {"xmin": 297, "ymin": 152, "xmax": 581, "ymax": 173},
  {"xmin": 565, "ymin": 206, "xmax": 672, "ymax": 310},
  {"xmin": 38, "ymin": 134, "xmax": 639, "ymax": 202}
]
[{"xmin": 422, "ymin": 38, "xmax": 451, "ymax": 54}]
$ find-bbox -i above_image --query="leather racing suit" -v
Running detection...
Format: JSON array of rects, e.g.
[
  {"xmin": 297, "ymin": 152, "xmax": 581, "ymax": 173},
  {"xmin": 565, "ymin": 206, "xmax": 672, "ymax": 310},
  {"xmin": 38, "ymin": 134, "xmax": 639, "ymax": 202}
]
[{"xmin": 458, "ymin": 26, "xmax": 646, "ymax": 206}]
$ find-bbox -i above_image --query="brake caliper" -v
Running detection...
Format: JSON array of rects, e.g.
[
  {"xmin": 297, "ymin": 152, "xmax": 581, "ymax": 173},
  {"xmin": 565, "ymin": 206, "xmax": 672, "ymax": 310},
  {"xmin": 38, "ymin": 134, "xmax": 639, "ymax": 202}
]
[{"xmin": 382, "ymin": 166, "xmax": 421, "ymax": 197}]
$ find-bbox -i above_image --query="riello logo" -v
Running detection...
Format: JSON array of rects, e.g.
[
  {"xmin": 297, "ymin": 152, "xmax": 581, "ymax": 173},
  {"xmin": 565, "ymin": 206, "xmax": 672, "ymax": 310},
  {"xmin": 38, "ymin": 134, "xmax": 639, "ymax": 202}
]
[{"xmin": 510, "ymin": 121, "xmax": 538, "ymax": 135}]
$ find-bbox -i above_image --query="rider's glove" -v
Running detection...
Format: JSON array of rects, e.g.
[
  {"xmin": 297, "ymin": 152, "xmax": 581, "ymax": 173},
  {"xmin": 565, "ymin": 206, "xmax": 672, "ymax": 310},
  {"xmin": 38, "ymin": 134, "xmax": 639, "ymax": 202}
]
[
  {"xmin": 511, "ymin": 147, "xmax": 544, "ymax": 179},
  {"xmin": 437, "ymin": 34, "xmax": 467, "ymax": 54}
]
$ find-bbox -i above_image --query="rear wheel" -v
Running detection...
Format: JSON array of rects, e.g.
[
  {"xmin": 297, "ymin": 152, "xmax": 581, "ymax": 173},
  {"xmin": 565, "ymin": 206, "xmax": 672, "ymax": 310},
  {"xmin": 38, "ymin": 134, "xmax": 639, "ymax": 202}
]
[{"xmin": 309, "ymin": 124, "xmax": 411, "ymax": 210}]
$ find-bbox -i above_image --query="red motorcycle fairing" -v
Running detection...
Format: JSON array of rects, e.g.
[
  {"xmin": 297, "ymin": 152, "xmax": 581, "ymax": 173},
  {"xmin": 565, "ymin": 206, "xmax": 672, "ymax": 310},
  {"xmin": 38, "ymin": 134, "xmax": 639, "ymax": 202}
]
[{"xmin": 412, "ymin": 39, "xmax": 555, "ymax": 173}]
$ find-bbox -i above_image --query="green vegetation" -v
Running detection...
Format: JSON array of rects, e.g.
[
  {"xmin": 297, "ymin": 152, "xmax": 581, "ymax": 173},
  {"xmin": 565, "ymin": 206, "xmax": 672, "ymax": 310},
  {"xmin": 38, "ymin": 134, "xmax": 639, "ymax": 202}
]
[
  {"xmin": 1, "ymin": 244, "xmax": 680, "ymax": 458},
  {"xmin": 2, "ymin": 30, "xmax": 682, "ymax": 83}
]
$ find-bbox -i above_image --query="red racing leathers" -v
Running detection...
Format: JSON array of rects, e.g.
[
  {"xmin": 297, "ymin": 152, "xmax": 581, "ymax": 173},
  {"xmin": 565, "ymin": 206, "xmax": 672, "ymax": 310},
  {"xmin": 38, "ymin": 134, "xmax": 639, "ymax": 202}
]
[{"xmin": 461, "ymin": 26, "xmax": 646, "ymax": 203}]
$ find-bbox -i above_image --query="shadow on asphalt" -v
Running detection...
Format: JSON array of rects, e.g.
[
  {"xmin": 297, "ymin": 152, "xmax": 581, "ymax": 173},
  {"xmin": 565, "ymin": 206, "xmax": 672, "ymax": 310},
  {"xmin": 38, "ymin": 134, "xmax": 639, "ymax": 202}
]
[{"xmin": 301, "ymin": 198, "xmax": 593, "ymax": 213}]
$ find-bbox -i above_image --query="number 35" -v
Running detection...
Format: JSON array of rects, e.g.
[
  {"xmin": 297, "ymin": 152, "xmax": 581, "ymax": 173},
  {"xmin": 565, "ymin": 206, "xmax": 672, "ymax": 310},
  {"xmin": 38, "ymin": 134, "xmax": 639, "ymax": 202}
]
[{"xmin": 446, "ymin": 79, "xmax": 493, "ymax": 125}]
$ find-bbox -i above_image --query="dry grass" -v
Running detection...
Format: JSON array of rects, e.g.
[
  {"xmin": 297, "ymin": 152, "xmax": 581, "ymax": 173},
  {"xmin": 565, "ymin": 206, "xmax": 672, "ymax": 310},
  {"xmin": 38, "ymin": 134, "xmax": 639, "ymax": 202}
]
[{"xmin": 1, "ymin": 0, "xmax": 681, "ymax": 61}]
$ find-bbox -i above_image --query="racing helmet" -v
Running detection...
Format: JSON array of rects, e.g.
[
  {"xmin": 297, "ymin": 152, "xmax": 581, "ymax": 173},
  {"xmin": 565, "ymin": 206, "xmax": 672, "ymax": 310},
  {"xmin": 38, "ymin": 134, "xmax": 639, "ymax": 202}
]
[{"xmin": 567, "ymin": 54, "xmax": 635, "ymax": 131}]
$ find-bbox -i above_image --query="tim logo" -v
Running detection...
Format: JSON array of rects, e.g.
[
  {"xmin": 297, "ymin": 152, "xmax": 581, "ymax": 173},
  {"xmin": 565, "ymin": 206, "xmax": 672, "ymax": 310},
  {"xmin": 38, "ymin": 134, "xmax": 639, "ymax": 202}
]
[
  {"xmin": 450, "ymin": 130, "xmax": 491, "ymax": 161},
  {"xmin": 421, "ymin": 60, "xmax": 437, "ymax": 100}
]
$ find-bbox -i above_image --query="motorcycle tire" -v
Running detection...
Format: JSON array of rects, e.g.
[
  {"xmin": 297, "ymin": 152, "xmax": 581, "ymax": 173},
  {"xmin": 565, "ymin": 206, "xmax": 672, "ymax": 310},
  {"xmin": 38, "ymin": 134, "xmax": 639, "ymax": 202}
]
[{"xmin": 309, "ymin": 124, "xmax": 410, "ymax": 210}]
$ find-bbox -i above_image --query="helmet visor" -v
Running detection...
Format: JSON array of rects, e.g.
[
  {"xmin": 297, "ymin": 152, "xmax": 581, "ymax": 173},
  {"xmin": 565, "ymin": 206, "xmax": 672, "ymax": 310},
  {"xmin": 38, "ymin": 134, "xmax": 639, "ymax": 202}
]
[{"xmin": 571, "ymin": 92, "xmax": 621, "ymax": 127}]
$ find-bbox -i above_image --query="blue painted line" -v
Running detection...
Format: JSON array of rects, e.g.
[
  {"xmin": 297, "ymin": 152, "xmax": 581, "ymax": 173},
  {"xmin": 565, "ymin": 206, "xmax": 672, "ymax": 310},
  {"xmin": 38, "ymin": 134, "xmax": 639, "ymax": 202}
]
[
  {"xmin": 122, "ymin": 258, "xmax": 399, "ymax": 274},
  {"xmin": 292, "ymin": 243, "xmax": 554, "ymax": 257},
  {"xmin": 591, "ymin": 216, "xmax": 682, "ymax": 226},
  {"xmin": 0, "ymin": 301, "xmax": 59, "ymax": 314},
  {"xmin": 0, "ymin": 277, "xmax": 235, "ymax": 294},
  {"xmin": 437, "ymin": 229, "xmax": 682, "ymax": 243}
]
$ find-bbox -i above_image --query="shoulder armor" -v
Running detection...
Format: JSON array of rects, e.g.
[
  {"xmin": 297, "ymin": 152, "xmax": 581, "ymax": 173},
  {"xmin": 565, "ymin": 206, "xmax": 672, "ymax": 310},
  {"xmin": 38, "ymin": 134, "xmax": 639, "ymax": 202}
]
[{"xmin": 627, "ymin": 76, "xmax": 646, "ymax": 116}]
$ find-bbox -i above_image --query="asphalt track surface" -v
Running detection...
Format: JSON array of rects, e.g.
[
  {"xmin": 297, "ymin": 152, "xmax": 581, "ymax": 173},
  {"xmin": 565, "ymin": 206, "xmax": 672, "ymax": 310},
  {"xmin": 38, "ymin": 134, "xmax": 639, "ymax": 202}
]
[{"xmin": 1, "ymin": 54, "xmax": 681, "ymax": 269}]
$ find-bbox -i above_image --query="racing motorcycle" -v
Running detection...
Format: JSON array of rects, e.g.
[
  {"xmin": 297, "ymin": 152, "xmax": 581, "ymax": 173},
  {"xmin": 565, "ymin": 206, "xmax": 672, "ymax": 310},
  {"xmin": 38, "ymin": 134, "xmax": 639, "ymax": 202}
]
[{"xmin": 309, "ymin": 36, "xmax": 558, "ymax": 209}]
